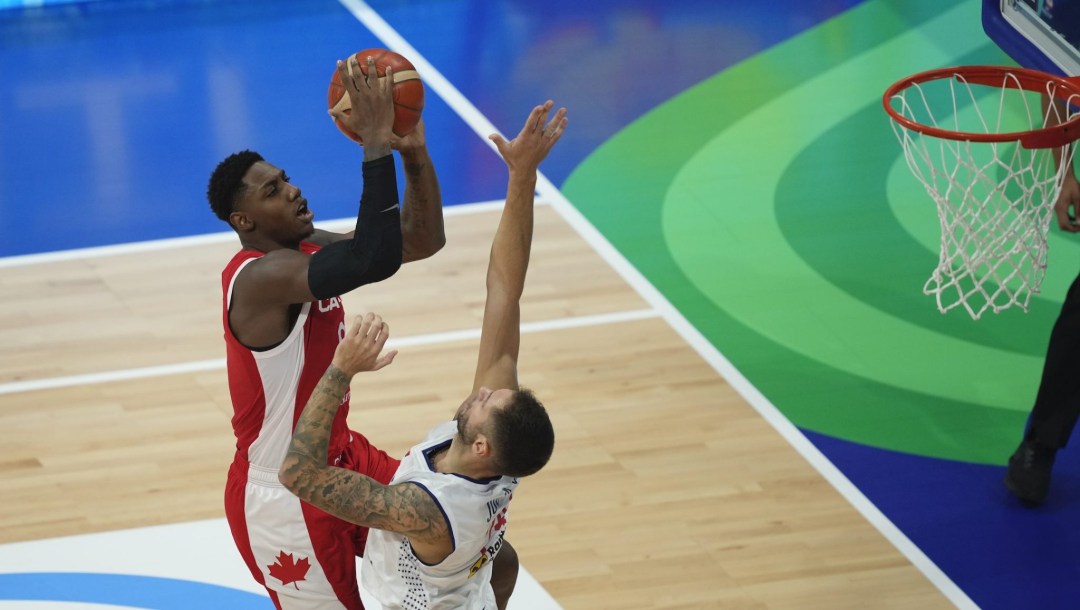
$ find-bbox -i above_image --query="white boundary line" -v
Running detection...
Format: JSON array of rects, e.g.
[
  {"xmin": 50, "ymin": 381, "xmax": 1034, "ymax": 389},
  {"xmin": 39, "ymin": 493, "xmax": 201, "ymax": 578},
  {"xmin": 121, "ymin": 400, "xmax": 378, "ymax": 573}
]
[
  {"xmin": 0, "ymin": 309, "xmax": 658, "ymax": 396},
  {"xmin": 0, "ymin": 199, "xmax": 513, "ymax": 268},
  {"xmin": 335, "ymin": 1, "xmax": 977, "ymax": 608}
]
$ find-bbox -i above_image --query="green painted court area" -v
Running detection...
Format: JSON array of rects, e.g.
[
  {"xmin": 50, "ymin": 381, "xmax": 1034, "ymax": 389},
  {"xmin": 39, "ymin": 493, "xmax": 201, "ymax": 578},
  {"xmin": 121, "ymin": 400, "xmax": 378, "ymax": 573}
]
[{"xmin": 564, "ymin": 0, "xmax": 1080, "ymax": 464}]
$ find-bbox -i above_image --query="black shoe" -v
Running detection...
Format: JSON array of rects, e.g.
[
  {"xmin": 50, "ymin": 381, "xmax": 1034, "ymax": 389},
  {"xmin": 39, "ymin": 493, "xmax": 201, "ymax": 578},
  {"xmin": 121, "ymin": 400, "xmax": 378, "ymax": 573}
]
[{"xmin": 1004, "ymin": 439, "xmax": 1056, "ymax": 506}]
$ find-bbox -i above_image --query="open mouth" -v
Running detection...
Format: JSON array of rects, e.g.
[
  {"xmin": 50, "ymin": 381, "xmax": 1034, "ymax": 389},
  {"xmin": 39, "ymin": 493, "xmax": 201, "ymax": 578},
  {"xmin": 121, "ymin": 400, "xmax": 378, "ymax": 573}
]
[{"xmin": 297, "ymin": 199, "xmax": 313, "ymax": 222}]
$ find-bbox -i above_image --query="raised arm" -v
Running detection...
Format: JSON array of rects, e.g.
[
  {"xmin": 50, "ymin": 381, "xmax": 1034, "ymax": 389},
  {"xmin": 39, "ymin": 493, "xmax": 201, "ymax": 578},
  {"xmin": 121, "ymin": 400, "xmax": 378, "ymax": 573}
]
[
  {"xmin": 278, "ymin": 314, "xmax": 454, "ymax": 562},
  {"xmin": 398, "ymin": 120, "xmax": 447, "ymax": 262},
  {"xmin": 305, "ymin": 120, "xmax": 446, "ymax": 260},
  {"xmin": 229, "ymin": 57, "xmax": 402, "ymax": 347},
  {"xmin": 237, "ymin": 55, "xmax": 400, "ymax": 296},
  {"xmin": 472, "ymin": 101, "xmax": 568, "ymax": 393}
]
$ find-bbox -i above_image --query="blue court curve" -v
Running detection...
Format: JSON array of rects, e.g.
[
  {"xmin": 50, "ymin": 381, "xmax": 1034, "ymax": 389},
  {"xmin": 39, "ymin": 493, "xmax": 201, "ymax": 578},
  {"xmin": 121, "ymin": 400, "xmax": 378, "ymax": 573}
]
[{"xmin": 0, "ymin": 572, "xmax": 271, "ymax": 609}]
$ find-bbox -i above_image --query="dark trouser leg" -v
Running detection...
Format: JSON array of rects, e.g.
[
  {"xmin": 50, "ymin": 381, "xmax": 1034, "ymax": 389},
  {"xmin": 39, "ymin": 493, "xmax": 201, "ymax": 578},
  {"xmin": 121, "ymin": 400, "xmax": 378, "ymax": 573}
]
[{"xmin": 1028, "ymin": 272, "xmax": 1080, "ymax": 449}]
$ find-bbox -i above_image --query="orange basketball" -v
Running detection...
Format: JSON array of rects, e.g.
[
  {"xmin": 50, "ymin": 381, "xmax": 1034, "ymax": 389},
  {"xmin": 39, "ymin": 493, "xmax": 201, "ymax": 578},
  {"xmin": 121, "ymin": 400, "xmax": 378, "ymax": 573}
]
[{"xmin": 327, "ymin": 48, "xmax": 424, "ymax": 143}]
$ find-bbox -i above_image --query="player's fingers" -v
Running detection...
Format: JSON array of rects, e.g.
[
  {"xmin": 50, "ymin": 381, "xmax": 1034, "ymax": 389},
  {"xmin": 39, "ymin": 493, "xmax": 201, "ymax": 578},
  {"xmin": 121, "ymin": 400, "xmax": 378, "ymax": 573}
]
[
  {"xmin": 523, "ymin": 104, "xmax": 544, "ymax": 136},
  {"xmin": 336, "ymin": 59, "xmax": 351, "ymax": 90},
  {"xmin": 488, "ymin": 133, "xmax": 508, "ymax": 154},
  {"xmin": 364, "ymin": 56, "xmax": 383, "ymax": 91},
  {"xmin": 346, "ymin": 314, "xmax": 364, "ymax": 338},
  {"xmin": 360, "ymin": 312, "xmax": 377, "ymax": 336},
  {"xmin": 367, "ymin": 317, "xmax": 385, "ymax": 342},
  {"xmin": 374, "ymin": 321, "xmax": 390, "ymax": 345},
  {"xmin": 344, "ymin": 58, "xmax": 362, "ymax": 93},
  {"xmin": 373, "ymin": 350, "xmax": 398, "ymax": 370},
  {"xmin": 552, "ymin": 116, "xmax": 568, "ymax": 143},
  {"xmin": 533, "ymin": 101, "xmax": 552, "ymax": 134},
  {"xmin": 1056, "ymin": 202, "xmax": 1075, "ymax": 230},
  {"xmin": 544, "ymin": 108, "xmax": 567, "ymax": 140}
]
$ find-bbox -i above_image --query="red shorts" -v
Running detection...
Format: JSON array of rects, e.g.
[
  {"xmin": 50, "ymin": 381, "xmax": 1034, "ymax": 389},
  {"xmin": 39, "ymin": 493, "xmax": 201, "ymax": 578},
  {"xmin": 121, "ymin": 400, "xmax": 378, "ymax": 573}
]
[{"xmin": 225, "ymin": 431, "xmax": 400, "ymax": 610}]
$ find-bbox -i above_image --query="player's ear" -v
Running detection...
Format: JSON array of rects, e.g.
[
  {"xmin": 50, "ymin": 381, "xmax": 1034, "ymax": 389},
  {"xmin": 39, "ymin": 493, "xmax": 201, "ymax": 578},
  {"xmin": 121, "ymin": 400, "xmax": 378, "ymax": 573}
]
[
  {"xmin": 230, "ymin": 211, "xmax": 254, "ymax": 233},
  {"xmin": 472, "ymin": 434, "xmax": 492, "ymax": 458}
]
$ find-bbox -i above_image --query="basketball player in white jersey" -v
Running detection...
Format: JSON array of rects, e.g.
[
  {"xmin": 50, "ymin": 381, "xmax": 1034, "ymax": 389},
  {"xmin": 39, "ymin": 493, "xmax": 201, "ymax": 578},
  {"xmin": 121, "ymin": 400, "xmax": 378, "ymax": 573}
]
[
  {"xmin": 208, "ymin": 56, "xmax": 484, "ymax": 610},
  {"xmin": 279, "ymin": 100, "xmax": 567, "ymax": 609}
]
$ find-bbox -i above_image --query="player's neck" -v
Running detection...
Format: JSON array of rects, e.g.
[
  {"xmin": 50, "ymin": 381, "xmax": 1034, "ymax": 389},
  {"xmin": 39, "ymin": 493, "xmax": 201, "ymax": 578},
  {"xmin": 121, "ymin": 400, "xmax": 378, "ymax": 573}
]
[
  {"xmin": 239, "ymin": 233, "xmax": 301, "ymax": 253},
  {"xmin": 438, "ymin": 437, "xmax": 498, "ymax": 479}
]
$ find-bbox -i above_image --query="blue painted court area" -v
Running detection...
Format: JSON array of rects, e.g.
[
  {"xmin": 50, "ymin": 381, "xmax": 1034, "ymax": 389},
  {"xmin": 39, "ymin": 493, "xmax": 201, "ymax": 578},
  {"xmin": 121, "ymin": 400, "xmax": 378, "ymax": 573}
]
[
  {"xmin": 0, "ymin": 0, "xmax": 508, "ymax": 256},
  {"xmin": 0, "ymin": 573, "xmax": 271, "ymax": 608},
  {"xmin": 808, "ymin": 431, "xmax": 1080, "ymax": 610},
  {"xmin": 0, "ymin": 0, "xmax": 865, "ymax": 257}
]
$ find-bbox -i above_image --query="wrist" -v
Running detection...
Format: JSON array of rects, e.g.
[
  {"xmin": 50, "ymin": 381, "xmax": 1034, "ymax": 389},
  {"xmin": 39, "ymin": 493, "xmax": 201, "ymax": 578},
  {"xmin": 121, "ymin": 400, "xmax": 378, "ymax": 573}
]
[
  {"xmin": 362, "ymin": 154, "xmax": 395, "ymax": 166},
  {"xmin": 507, "ymin": 170, "xmax": 538, "ymax": 189},
  {"xmin": 325, "ymin": 363, "xmax": 354, "ymax": 386},
  {"xmin": 363, "ymin": 142, "xmax": 393, "ymax": 161},
  {"xmin": 505, "ymin": 172, "xmax": 540, "ymax": 194},
  {"xmin": 398, "ymin": 144, "xmax": 430, "ymax": 162}
]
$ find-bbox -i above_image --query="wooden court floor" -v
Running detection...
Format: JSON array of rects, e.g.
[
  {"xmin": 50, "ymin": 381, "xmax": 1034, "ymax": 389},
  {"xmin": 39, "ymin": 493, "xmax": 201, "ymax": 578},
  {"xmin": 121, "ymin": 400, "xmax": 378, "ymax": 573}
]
[{"xmin": 0, "ymin": 203, "xmax": 953, "ymax": 608}]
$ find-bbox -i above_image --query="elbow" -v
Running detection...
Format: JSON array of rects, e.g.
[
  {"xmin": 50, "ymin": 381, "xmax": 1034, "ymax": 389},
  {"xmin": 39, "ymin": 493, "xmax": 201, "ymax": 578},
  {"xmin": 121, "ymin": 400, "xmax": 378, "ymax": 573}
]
[
  {"xmin": 430, "ymin": 232, "xmax": 447, "ymax": 256},
  {"xmin": 277, "ymin": 466, "xmax": 294, "ymax": 491},
  {"xmin": 413, "ymin": 231, "xmax": 447, "ymax": 262},
  {"xmin": 278, "ymin": 456, "xmax": 302, "ymax": 494},
  {"xmin": 400, "ymin": 213, "xmax": 446, "ymax": 262},
  {"xmin": 370, "ymin": 247, "xmax": 403, "ymax": 281},
  {"xmin": 402, "ymin": 233, "xmax": 445, "ymax": 264},
  {"xmin": 421, "ymin": 232, "xmax": 447, "ymax": 260}
]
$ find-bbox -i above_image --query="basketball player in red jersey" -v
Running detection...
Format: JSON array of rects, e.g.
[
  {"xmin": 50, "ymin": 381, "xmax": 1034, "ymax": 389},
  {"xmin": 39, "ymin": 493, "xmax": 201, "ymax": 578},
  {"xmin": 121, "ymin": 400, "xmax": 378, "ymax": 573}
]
[{"xmin": 206, "ymin": 56, "xmax": 515, "ymax": 609}]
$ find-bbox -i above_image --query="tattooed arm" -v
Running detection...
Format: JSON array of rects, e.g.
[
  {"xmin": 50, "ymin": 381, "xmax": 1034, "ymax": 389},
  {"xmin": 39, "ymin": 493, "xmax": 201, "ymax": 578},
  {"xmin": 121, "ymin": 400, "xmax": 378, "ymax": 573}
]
[{"xmin": 279, "ymin": 312, "xmax": 454, "ymax": 562}]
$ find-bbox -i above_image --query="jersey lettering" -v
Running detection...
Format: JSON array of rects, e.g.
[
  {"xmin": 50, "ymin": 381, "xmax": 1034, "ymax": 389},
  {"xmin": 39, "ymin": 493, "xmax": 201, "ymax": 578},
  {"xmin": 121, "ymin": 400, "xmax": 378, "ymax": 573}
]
[{"xmin": 318, "ymin": 296, "xmax": 343, "ymax": 313}]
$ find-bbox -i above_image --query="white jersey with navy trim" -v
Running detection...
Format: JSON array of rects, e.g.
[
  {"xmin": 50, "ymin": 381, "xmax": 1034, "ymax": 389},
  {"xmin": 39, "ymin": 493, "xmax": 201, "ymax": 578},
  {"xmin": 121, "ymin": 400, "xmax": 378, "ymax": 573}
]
[{"xmin": 361, "ymin": 421, "xmax": 517, "ymax": 610}]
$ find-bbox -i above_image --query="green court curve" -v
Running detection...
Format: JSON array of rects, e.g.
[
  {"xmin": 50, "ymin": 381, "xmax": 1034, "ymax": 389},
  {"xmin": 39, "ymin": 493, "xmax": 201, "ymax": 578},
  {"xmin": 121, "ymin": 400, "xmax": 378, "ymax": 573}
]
[{"xmin": 563, "ymin": 0, "xmax": 1077, "ymax": 463}]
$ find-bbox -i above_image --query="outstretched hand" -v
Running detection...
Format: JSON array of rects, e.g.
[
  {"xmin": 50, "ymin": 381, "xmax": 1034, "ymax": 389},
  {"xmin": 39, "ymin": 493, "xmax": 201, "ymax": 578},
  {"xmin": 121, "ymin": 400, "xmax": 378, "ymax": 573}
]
[
  {"xmin": 489, "ymin": 100, "xmax": 568, "ymax": 172},
  {"xmin": 332, "ymin": 313, "xmax": 398, "ymax": 376},
  {"xmin": 1055, "ymin": 171, "xmax": 1080, "ymax": 233},
  {"xmin": 328, "ymin": 55, "xmax": 396, "ymax": 153}
]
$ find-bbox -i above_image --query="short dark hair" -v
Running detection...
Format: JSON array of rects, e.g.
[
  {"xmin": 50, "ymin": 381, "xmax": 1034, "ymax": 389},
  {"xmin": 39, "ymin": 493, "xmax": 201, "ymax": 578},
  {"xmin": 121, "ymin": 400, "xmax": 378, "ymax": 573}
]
[
  {"xmin": 488, "ymin": 388, "xmax": 554, "ymax": 478},
  {"xmin": 207, "ymin": 150, "xmax": 264, "ymax": 222}
]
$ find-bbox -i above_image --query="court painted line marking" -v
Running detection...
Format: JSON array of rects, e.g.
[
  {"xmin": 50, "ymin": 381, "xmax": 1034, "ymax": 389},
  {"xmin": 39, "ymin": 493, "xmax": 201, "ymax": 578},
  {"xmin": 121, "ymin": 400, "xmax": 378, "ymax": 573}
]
[
  {"xmin": 0, "ymin": 517, "xmax": 560, "ymax": 610},
  {"xmin": 340, "ymin": 2, "xmax": 977, "ymax": 608},
  {"xmin": 0, "ymin": 199, "xmax": 517, "ymax": 268},
  {"xmin": 0, "ymin": 308, "xmax": 659, "ymax": 396}
]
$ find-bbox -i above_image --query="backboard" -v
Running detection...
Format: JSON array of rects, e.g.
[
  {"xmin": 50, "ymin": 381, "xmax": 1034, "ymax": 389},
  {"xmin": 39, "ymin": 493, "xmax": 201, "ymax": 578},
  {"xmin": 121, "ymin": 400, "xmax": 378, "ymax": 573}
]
[{"xmin": 984, "ymin": 0, "xmax": 1080, "ymax": 75}]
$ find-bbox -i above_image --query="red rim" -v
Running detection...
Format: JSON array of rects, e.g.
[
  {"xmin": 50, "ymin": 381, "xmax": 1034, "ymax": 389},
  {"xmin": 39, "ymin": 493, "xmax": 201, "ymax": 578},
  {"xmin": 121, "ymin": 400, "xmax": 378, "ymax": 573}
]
[{"xmin": 882, "ymin": 65, "xmax": 1080, "ymax": 148}]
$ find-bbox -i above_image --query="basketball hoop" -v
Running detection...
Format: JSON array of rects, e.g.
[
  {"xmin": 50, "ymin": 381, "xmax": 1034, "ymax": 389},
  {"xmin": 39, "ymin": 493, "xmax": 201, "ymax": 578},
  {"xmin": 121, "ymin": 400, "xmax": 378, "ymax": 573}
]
[{"xmin": 883, "ymin": 65, "xmax": 1080, "ymax": 319}]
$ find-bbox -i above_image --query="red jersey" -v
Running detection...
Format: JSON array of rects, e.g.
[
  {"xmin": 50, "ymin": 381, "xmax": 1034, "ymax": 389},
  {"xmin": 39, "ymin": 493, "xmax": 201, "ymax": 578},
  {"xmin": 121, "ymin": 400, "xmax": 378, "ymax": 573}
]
[{"xmin": 221, "ymin": 243, "xmax": 350, "ymax": 468}]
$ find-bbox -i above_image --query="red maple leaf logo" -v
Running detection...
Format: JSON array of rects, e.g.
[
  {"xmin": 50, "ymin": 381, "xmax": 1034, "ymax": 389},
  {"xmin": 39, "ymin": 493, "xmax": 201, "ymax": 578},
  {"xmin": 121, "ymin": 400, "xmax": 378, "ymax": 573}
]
[{"xmin": 268, "ymin": 551, "xmax": 310, "ymax": 589}]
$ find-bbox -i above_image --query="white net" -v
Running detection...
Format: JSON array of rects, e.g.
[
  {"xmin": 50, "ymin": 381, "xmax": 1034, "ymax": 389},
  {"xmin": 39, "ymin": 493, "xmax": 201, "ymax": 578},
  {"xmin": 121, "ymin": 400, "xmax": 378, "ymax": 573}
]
[{"xmin": 888, "ymin": 70, "xmax": 1079, "ymax": 319}]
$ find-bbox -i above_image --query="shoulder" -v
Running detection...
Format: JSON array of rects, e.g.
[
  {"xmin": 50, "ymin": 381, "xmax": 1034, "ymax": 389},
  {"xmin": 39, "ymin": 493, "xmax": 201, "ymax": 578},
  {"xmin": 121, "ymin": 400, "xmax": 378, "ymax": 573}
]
[
  {"xmin": 223, "ymin": 248, "xmax": 262, "ymax": 270},
  {"xmin": 235, "ymin": 248, "xmax": 310, "ymax": 282},
  {"xmin": 222, "ymin": 249, "xmax": 263, "ymax": 288}
]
